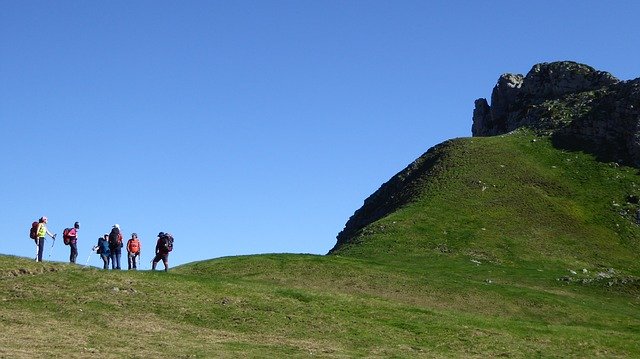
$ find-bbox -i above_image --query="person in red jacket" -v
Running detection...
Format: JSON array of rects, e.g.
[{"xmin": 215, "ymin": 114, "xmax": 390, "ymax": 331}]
[{"xmin": 126, "ymin": 233, "xmax": 141, "ymax": 270}]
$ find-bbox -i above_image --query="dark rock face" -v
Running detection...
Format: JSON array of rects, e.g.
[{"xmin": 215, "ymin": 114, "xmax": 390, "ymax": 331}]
[
  {"xmin": 472, "ymin": 61, "xmax": 640, "ymax": 166},
  {"xmin": 329, "ymin": 141, "xmax": 452, "ymax": 254}
]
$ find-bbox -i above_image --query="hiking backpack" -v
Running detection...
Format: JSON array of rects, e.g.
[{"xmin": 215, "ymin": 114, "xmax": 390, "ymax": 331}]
[
  {"xmin": 29, "ymin": 221, "xmax": 38, "ymax": 240},
  {"xmin": 63, "ymin": 228, "xmax": 72, "ymax": 245},
  {"xmin": 163, "ymin": 234, "xmax": 174, "ymax": 252},
  {"xmin": 108, "ymin": 228, "xmax": 122, "ymax": 248}
]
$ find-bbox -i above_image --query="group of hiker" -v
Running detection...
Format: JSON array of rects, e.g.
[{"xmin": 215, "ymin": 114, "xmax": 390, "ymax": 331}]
[{"xmin": 29, "ymin": 217, "xmax": 174, "ymax": 271}]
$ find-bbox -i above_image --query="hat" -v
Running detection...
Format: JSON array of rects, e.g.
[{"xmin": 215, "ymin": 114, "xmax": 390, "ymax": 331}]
[
  {"xmin": 158, "ymin": 232, "xmax": 165, "ymax": 237},
  {"xmin": 113, "ymin": 224, "xmax": 120, "ymax": 229}
]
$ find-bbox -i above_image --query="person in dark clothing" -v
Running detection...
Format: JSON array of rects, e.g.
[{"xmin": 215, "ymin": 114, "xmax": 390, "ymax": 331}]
[
  {"xmin": 108, "ymin": 224, "xmax": 123, "ymax": 270},
  {"xmin": 68, "ymin": 221, "xmax": 80, "ymax": 263},
  {"xmin": 93, "ymin": 234, "xmax": 111, "ymax": 269},
  {"xmin": 152, "ymin": 232, "xmax": 173, "ymax": 272}
]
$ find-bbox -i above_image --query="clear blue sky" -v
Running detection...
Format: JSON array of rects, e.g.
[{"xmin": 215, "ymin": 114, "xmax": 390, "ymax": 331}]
[{"xmin": 1, "ymin": 1, "xmax": 638, "ymax": 268}]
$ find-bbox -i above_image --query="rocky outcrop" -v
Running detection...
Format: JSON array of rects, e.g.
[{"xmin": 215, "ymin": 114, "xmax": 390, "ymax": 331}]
[
  {"xmin": 329, "ymin": 140, "xmax": 453, "ymax": 254},
  {"xmin": 472, "ymin": 61, "xmax": 640, "ymax": 165}
]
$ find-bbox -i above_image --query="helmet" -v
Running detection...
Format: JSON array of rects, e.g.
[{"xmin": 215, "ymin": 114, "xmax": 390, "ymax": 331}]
[{"xmin": 74, "ymin": 222, "xmax": 80, "ymax": 229}]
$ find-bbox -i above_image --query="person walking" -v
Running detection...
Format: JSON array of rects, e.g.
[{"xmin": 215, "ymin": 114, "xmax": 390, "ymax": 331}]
[
  {"xmin": 34, "ymin": 216, "xmax": 56, "ymax": 262},
  {"xmin": 93, "ymin": 234, "xmax": 110, "ymax": 269},
  {"xmin": 108, "ymin": 224, "xmax": 123, "ymax": 270},
  {"xmin": 152, "ymin": 232, "xmax": 173, "ymax": 272},
  {"xmin": 126, "ymin": 233, "xmax": 141, "ymax": 270},
  {"xmin": 66, "ymin": 222, "xmax": 80, "ymax": 263}
]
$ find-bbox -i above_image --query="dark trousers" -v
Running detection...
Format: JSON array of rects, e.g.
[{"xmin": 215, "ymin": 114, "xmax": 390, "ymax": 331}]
[
  {"xmin": 128, "ymin": 252, "xmax": 139, "ymax": 270},
  {"xmin": 69, "ymin": 242, "xmax": 78, "ymax": 263},
  {"xmin": 152, "ymin": 252, "xmax": 169, "ymax": 271},
  {"xmin": 100, "ymin": 254, "xmax": 110, "ymax": 269},
  {"xmin": 35, "ymin": 237, "xmax": 45, "ymax": 262},
  {"xmin": 110, "ymin": 250, "xmax": 121, "ymax": 269}
]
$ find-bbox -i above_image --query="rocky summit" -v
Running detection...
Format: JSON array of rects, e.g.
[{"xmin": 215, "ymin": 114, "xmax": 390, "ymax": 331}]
[
  {"xmin": 332, "ymin": 61, "xmax": 640, "ymax": 254},
  {"xmin": 472, "ymin": 61, "xmax": 640, "ymax": 166}
]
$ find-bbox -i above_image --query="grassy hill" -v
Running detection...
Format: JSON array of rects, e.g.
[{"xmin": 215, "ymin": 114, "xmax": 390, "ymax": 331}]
[{"xmin": 2, "ymin": 131, "xmax": 640, "ymax": 358}]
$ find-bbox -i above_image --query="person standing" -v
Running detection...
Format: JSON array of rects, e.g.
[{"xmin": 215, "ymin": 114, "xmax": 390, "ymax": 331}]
[
  {"xmin": 35, "ymin": 216, "xmax": 56, "ymax": 262},
  {"xmin": 152, "ymin": 232, "xmax": 173, "ymax": 272},
  {"xmin": 108, "ymin": 224, "xmax": 123, "ymax": 270},
  {"xmin": 67, "ymin": 222, "xmax": 80, "ymax": 263},
  {"xmin": 126, "ymin": 233, "xmax": 141, "ymax": 270},
  {"xmin": 93, "ymin": 234, "xmax": 110, "ymax": 269}
]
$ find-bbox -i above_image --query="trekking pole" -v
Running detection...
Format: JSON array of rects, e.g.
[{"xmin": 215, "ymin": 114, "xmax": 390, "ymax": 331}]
[
  {"xmin": 47, "ymin": 234, "xmax": 57, "ymax": 260},
  {"xmin": 85, "ymin": 248, "xmax": 95, "ymax": 266}
]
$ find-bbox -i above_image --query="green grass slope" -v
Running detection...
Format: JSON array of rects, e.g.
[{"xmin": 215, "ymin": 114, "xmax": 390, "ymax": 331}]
[
  {"xmin": 334, "ymin": 130, "xmax": 640, "ymax": 270},
  {"xmin": 2, "ymin": 131, "xmax": 640, "ymax": 358}
]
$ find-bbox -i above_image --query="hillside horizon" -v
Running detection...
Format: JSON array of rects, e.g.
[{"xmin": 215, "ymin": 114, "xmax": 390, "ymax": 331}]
[{"xmin": 3, "ymin": 61, "xmax": 640, "ymax": 357}]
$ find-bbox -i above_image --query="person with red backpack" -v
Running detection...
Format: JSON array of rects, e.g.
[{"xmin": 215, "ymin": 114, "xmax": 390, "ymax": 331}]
[
  {"xmin": 152, "ymin": 232, "xmax": 173, "ymax": 271},
  {"xmin": 63, "ymin": 222, "xmax": 80, "ymax": 263},
  {"xmin": 108, "ymin": 224, "xmax": 123, "ymax": 270},
  {"xmin": 126, "ymin": 233, "xmax": 141, "ymax": 270},
  {"xmin": 32, "ymin": 216, "xmax": 56, "ymax": 262}
]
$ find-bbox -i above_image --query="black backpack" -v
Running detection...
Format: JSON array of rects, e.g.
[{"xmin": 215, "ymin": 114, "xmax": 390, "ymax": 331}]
[
  {"xmin": 108, "ymin": 228, "xmax": 121, "ymax": 248},
  {"xmin": 163, "ymin": 234, "xmax": 174, "ymax": 252}
]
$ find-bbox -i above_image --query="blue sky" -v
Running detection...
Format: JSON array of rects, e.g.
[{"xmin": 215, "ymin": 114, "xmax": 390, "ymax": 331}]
[{"xmin": 1, "ymin": 1, "xmax": 639, "ymax": 268}]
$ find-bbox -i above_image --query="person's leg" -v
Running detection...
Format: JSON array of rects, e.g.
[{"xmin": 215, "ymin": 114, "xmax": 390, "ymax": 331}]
[
  {"xmin": 37, "ymin": 238, "xmax": 45, "ymax": 262},
  {"xmin": 70, "ymin": 242, "xmax": 78, "ymax": 263},
  {"xmin": 163, "ymin": 254, "xmax": 169, "ymax": 272},
  {"xmin": 101, "ymin": 254, "xmax": 109, "ymax": 269},
  {"xmin": 152, "ymin": 253, "xmax": 159, "ymax": 270},
  {"xmin": 132, "ymin": 253, "xmax": 138, "ymax": 269},
  {"xmin": 110, "ymin": 252, "xmax": 116, "ymax": 269},
  {"xmin": 116, "ymin": 251, "xmax": 121, "ymax": 270}
]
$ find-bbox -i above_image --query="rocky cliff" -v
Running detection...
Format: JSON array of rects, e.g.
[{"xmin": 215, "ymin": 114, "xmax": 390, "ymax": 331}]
[
  {"xmin": 473, "ymin": 61, "xmax": 640, "ymax": 165},
  {"xmin": 332, "ymin": 61, "xmax": 640, "ymax": 254}
]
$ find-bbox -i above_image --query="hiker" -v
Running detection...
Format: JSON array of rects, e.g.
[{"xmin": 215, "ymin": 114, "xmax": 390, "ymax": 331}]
[
  {"xmin": 64, "ymin": 222, "xmax": 80, "ymax": 263},
  {"xmin": 33, "ymin": 216, "xmax": 56, "ymax": 262},
  {"xmin": 152, "ymin": 232, "xmax": 173, "ymax": 272},
  {"xmin": 108, "ymin": 224, "xmax": 123, "ymax": 270},
  {"xmin": 93, "ymin": 234, "xmax": 110, "ymax": 269},
  {"xmin": 126, "ymin": 233, "xmax": 141, "ymax": 270}
]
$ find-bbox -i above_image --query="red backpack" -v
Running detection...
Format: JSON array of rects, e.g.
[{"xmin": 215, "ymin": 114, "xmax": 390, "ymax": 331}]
[
  {"xmin": 29, "ymin": 221, "xmax": 38, "ymax": 240},
  {"xmin": 63, "ymin": 228, "xmax": 72, "ymax": 245}
]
